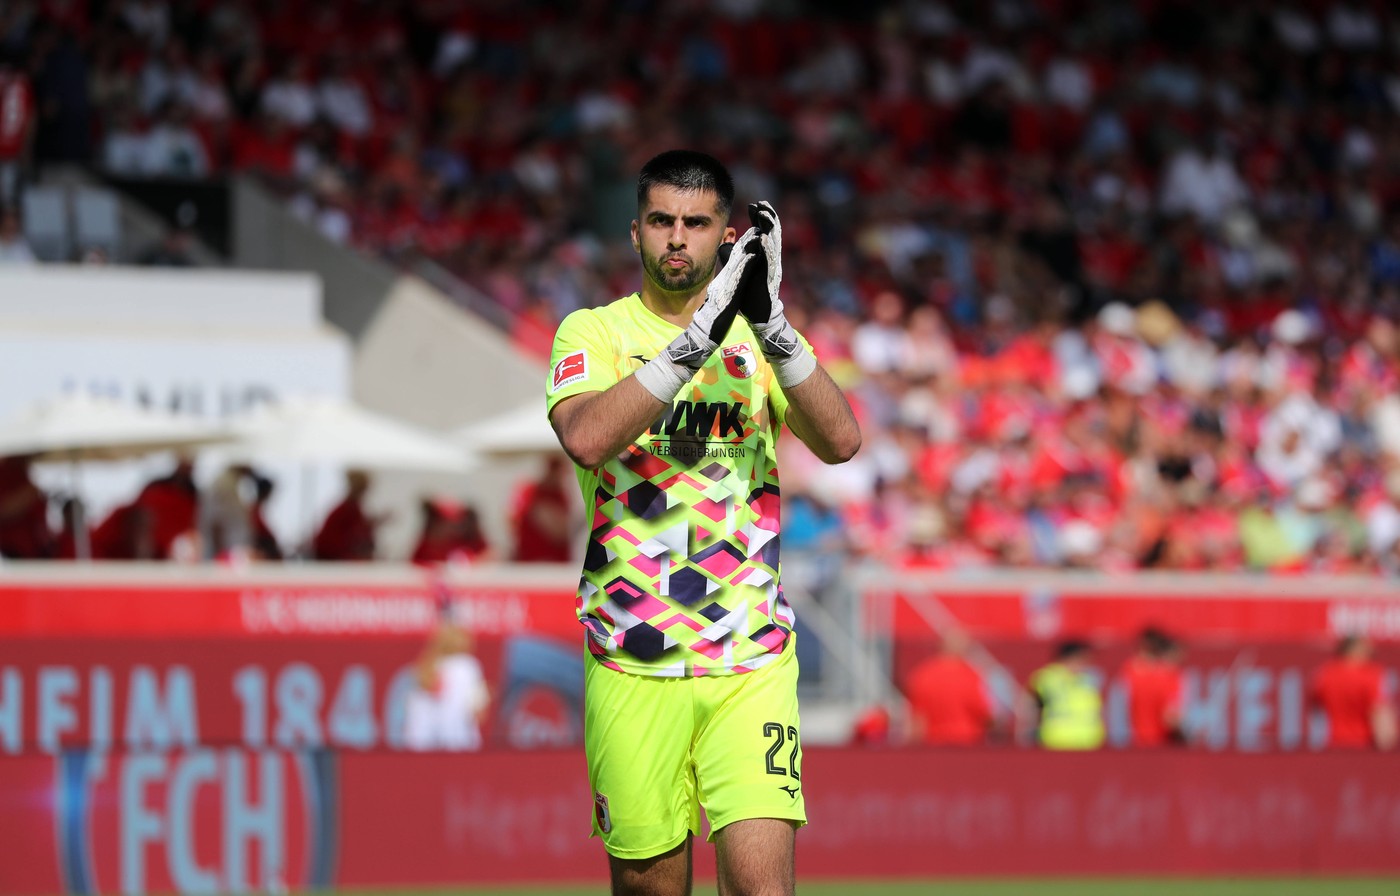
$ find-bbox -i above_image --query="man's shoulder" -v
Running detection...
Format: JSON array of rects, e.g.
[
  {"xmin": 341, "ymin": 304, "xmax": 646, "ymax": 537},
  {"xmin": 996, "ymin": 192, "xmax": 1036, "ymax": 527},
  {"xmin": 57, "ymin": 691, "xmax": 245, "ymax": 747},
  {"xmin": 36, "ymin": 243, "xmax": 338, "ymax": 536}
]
[{"xmin": 556, "ymin": 294, "xmax": 642, "ymax": 340}]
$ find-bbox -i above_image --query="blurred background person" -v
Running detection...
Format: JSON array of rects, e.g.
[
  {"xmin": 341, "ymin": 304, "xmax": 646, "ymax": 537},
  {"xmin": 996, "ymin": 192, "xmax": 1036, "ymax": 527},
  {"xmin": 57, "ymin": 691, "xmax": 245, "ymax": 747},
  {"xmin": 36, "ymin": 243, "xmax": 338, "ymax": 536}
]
[
  {"xmin": 411, "ymin": 496, "xmax": 491, "ymax": 566},
  {"xmin": 0, "ymin": 204, "xmax": 35, "ymax": 264},
  {"xmin": 1119, "ymin": 626, "xmax": 1186, "ymax": 747},
  {"xmin": 0, "ymin": 455, "xmax": 54, "ymax": 559},
  {"xmin": 199, "ymin": 466, "xmax": 251, "ymax": 562},
  {"xmin": 90, "ymin": 502, "xmax": 156, "ymax": 560},
  {"xmin": 403, "ymin": 619, "xmax": 490, "ymax": 751},
  {"xmin": 247, "ymin": 469, "xmax": 283, "ymax": 561},
  {"xmin": 313, "ymin": 469, "xmax": 381, "ymax": 561},
  {"xmin": 0, "ymin": 48, "xmax": 34, "ymax": 205},
  {"xmin": 52, "ymin": 495, "xmax": 87, "ymax": 560},
  {"xmin": 903, "ymin": 629, "xmax": 995, "ymax": 746},
  {"xmin": 130, "ymin": 457, "xmax": 200, "ymax": 561},
  {"xmin": 508, "ymin": 454, "xmax": 573, "ymax": 563},
  {"xmin": 1028, "ymin": 639, "xmax": 1105, "ymax": 751},
  {"xmin": 1309, "ymin": 635, "xmax": 1397, "ymax": 751}
]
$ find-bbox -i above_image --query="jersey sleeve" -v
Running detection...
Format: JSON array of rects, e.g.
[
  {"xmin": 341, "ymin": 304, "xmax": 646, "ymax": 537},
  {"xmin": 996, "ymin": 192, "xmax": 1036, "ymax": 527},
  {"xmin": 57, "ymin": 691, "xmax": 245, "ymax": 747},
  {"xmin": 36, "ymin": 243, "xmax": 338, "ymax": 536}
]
[{"xmin": 546, "ymin": 308, "xmax": 619, "ymax": 416}]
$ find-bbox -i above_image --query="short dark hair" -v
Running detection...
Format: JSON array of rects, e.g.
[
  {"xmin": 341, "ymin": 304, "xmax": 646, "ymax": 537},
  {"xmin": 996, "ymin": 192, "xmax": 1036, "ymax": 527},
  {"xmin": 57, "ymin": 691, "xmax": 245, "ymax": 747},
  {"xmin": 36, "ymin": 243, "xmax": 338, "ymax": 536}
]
[
  {"xmin": 1055, "ymin": 639, "xmax": 1092, "ymax": 661},
  {"xmin": 636, "ymin": 150, "xmax": 734, "ymax": 219},
  {"xmin": 1140, "ymin": 626, "xmax": 1175, "ymax": 657}
]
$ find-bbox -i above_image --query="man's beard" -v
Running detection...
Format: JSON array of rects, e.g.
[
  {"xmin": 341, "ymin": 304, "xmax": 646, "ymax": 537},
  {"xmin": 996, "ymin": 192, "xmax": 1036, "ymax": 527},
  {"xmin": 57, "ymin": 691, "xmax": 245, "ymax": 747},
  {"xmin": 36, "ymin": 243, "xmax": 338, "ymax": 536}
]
[{"xmin": 642, "ymin": 249, "xmax": 715, "ymax": 295}]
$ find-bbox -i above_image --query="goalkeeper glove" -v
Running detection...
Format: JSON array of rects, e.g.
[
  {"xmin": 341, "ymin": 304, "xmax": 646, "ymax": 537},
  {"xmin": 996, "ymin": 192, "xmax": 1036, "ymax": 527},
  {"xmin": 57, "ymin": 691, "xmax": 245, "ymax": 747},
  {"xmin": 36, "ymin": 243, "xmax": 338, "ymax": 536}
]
[
  {"xmin": 635, "ymin": 225, "xmax": 763, "ymax": 402},
  {"xmin": 738, "ymin": 201, "xmax": 816, "ymax": 388}
]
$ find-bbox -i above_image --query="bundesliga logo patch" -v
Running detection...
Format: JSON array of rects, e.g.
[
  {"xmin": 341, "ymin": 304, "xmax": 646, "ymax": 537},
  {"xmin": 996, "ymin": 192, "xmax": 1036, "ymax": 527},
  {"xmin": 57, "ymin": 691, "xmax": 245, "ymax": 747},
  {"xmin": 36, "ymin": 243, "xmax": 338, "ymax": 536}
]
[
  {"xmin": 594, "ymin": 792, "xmax": 612, "ymax": 833},
  {"xmin": 553, "ymin": 351, "xmax": 588, "ymax": 392},
  {"xmin": 722, "ymin": 343, "xmax": 756, "ymax": 379}
]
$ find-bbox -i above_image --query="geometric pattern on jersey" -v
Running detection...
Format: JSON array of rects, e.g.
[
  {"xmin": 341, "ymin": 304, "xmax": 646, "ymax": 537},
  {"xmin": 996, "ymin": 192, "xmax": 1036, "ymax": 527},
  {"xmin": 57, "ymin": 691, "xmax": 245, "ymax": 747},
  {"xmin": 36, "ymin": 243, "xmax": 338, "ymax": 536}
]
[{"xmin": 549, "ymin": 293, "xmax": 801, "ymax": 677}]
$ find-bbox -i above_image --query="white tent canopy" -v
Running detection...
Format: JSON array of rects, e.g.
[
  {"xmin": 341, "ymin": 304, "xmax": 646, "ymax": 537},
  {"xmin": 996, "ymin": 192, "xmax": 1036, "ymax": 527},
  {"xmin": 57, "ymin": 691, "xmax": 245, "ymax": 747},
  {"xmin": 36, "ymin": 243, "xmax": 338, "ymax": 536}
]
[
  {"xmin": 452, "ymin": 403, "xmax": 561, "ymax": 456},
  {"xmin": 228, "ymin": 395, "xmax": 478, "ymax": 473},
  {"xmin": 0, "ymin": 392, "xmax": 234, "ymax": 461}
]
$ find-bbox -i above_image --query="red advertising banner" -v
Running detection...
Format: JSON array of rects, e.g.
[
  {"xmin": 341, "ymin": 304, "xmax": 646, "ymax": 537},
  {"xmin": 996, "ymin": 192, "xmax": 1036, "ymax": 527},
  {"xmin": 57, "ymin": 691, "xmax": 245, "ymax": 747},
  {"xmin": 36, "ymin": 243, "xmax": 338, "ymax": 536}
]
[
  {"xmin": 866, "ymin": 573, "xmax": 1400, "ymax": 643},
  {"xmin": 0, "ymin": 566, "xmax": 580, "ymax": 639},
  {"xmin": 0, "ymin": 635, "xmax": 588, "ymax": 756},
  {"xmin": 0, "ymin": 567, "xmax": 587, "ymax": 757},
  {"xmin": 3, "ymin": 748, "xmax": 1399, "ymax": 893},
  {"xmin": 2, "ymin": 568, "xmax": 1399, "ymax": 756}
]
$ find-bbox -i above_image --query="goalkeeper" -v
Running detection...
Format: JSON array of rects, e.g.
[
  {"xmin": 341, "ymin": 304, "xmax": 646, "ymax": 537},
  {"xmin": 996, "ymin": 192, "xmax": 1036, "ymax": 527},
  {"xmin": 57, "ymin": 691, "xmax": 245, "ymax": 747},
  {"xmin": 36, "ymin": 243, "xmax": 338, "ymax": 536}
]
[{"xmin": 547, "ymin": 149, "xmax": 860, "ymax": 896}]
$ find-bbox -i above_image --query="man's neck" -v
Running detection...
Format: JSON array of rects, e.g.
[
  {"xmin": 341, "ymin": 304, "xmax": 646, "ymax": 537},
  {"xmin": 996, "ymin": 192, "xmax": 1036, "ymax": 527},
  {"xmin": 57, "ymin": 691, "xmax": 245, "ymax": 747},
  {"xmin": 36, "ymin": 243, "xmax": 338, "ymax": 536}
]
[{"xmin": 639, "ymin": 284, "xmax": 706, "ymax": 328}]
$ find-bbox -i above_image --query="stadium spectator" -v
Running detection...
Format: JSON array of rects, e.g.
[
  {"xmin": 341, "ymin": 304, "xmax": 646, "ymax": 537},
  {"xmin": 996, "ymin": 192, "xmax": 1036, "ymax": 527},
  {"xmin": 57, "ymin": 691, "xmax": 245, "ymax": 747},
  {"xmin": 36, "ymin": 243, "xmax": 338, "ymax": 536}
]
[
  {"xmin": 137, "ymin": 101, "xmax": 210, "ymax": 178},
  {"xmin": 312, "ymin": 469, "xmax": 381, "ymax": 561},
  {"xmin": 904, "ymin": 629, "xmax": 994, "ymax": 746},
  {"xmin": 0, "ymin": 456, "xmax": 54, "ymax": 558},
  {"xmin": 137, "ymin": 224, "xmax": 196, "ymax": 266},
  {"xmin": 1028, "ymin": 640, "xmax": 1105, "ymax": 751},
  {"xmin": 199, "ymin": 466, "xmax": 251, "ymax": 562},
  {"xmin": 52, "ymin": 495, "xmax": 88, "ymax": 561},
  {"xmin": 0, "ymin": 205, "xmax": 35, "ymax": 264},
  {"xmin": 129, "ymin": 458, "xmax": 200, "ymax": 561},
  {"xmin": 411, "ymin": 496, "xmax": 491, "ymax": 566},
  {"xmin": 403, "ymin": 619, "xmax": 491, "ymax": 751},
  {"xmin": 507, "ymin": 454, "xmax": 573, "ymax": 563},
  {"xmin": 0, "ymin": 49, "xmax": 34, "ymax": 205},
  {"xmin": 1309, "ymin": 635, "xmax": 1398, "ymax": 751},
  {"xmin": 247, "ymin": 469, "xmax": 283, "ymax": 561},
  {"xmin": 1119, "ymin": 627, "xmax": 1186, "ymax": 747},
  {"xmin": 90, "ymin": 502, "xmax": 157, "ymax": 560}
]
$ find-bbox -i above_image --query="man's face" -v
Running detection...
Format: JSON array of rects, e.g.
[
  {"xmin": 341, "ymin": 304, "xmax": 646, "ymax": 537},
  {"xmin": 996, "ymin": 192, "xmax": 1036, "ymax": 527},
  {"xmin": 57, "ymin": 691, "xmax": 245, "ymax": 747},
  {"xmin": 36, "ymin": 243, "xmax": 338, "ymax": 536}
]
[{"xmin": 632, "ymin": 185, "xmax": 734, "ymax": 296}]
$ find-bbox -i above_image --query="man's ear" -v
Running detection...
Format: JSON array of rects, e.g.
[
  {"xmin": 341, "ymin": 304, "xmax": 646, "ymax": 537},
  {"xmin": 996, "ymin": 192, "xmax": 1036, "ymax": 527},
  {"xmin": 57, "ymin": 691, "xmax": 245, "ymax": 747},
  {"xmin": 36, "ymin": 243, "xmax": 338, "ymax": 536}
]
[{"xmin": 630, "ymin": 219, "xmax": 640, "ymax": 253}]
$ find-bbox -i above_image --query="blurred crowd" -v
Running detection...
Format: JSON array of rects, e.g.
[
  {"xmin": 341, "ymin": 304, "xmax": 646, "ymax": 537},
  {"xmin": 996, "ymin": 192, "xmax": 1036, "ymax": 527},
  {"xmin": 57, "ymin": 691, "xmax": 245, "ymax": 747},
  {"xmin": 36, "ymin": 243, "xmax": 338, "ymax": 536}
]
[
  {"xmin": 0, "ymin": 453, "xmax": 575, "ymax": 564},
  {"xmin": 4, "ymin": 1, "xmax": 1400, "ymax": 571}
]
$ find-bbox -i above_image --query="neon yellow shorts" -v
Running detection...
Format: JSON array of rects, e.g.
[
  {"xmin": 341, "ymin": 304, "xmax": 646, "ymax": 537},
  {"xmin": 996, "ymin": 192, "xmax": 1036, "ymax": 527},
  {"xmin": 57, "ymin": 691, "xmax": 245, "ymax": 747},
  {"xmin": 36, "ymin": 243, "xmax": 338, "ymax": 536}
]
[{"xmin": 583, "ymin": 640, "xmax": 807, "ymax": 859}]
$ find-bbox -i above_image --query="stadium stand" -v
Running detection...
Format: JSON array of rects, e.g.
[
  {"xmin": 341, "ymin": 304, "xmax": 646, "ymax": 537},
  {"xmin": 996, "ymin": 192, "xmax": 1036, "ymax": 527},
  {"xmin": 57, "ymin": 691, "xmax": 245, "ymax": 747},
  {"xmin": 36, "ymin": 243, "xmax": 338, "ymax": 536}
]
[{"xmin": 1, "ymin": 0, "xmax": 1399, "ymax": 574}]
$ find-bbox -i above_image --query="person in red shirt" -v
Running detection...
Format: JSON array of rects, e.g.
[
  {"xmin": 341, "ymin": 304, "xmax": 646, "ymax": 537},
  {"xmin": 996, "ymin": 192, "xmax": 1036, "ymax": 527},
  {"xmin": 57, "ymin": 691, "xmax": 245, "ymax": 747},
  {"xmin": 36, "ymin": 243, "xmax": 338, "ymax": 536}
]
[
  {"xmin": 313, "ymin": 469, "xmax": 380, "ymax": 561},
  {"xmin": 90, "ymin": 502, "xmax": 156, "ymax": 560},
  {"xmin": 0, "ymin": 50, "xmax": 34, "ymax": 205},
  {"xmin": 509, "ymin": 455, "xmax": 573, "ymax": 563},
  {"xmin": 0, "ymin": 455, "xmax": 54, "ymax": 559},
  {"xmin": 412, "ymin": 496, "xmax": 491, "ymax": 566},
  {"xmin": 131, "ymin": 459, "xmax": 200, "ymax": 560},
  {"xmin": 1309, "ymin": 636, "xmax": 1398, "ymax": 751},
  {"xmin": 1119, "ymin": 626, "xmax": 1185, "ymax": 747},
  {"xmin": 903, "ymin": 629, "xmax": 994, "ymax": 746}
]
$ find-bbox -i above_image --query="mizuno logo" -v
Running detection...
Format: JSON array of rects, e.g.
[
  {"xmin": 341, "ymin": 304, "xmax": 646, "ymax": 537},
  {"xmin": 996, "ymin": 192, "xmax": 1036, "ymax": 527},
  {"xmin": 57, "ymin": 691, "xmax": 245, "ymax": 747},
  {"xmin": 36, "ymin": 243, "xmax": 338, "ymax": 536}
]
[
  {"xmin": 649, "ymin": 400, "xmax": 745, "ymax": 438},
  {"xmin": 779, "ymin": 785, "xmax": 800, "ymax": 798},
  {"xmin": 631, "ymin": 355, "xmax": 651, "ymax": 363}
]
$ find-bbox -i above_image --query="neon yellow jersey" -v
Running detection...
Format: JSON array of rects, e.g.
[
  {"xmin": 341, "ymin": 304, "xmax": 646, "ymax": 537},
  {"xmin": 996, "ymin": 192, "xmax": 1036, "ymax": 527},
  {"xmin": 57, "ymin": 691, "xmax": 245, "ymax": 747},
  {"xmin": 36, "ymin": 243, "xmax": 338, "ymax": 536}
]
[{"xmin": 546, "ymin": 293, "xmax": 804, "ymax": 677}]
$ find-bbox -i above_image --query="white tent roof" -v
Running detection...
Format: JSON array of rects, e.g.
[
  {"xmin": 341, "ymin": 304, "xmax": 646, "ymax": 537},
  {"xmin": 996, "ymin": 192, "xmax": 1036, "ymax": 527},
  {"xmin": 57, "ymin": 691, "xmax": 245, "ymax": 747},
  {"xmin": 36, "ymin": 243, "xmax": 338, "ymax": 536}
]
[
  {"xmin": 229, "ymin": 396, "xmax": 478, "ymax": 473},
  {"xmin": 452, "ymin": 403, "xmax": 561, "ymax": 456},
  {"xmin": 0, "ymin": 393, "xmax": 233, "ymax": 462}
]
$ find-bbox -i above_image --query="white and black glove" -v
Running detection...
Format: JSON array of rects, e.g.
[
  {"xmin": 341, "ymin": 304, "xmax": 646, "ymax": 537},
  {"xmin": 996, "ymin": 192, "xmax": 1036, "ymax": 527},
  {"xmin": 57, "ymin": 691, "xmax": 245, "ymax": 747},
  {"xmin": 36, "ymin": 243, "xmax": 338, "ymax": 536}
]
[
  {"xmin": 635, "ymin": 225, "xmax": 764, "ymax": 402},
  {"xmin": 738, "ymin": 201, "xmax": 816, "ymax": 388}
]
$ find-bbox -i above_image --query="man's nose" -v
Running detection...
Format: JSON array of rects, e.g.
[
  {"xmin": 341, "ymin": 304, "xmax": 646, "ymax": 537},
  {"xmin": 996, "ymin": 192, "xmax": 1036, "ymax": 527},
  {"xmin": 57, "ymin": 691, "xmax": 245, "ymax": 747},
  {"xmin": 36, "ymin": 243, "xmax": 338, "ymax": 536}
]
[{"xmin": 667, "ymin": 223, "xmax": 687, "ymax": 248}]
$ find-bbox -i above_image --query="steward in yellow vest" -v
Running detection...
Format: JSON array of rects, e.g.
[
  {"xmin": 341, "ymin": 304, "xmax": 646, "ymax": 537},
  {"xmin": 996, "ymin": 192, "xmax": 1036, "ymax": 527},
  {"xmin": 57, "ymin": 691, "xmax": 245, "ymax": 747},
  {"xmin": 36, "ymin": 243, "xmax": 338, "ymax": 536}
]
[{"xmin": 1029, "ymin": 639, "xmax": 1105, "ymax": 750}]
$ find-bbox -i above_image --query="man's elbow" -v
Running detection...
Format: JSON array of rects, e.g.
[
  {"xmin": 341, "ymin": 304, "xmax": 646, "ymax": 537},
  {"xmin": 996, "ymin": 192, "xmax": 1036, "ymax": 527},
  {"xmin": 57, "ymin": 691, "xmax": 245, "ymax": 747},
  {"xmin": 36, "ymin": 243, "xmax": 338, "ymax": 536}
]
[
  {"xmin": 557, "ymin": 431, "xmax": 605, "ymax": 470},
  {"xmin": 819, "ymin": 429, "xmax": 862, "ymax": 465}
]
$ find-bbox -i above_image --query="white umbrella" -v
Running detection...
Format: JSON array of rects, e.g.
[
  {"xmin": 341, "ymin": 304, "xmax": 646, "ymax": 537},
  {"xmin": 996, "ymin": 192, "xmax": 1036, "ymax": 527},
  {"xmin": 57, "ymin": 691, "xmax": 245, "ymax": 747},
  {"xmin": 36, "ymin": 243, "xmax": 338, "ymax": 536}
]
[
  {"xmin": 228, "ymin": 395, "xmax": 478, "ymax": 473},
  {"xmin": 224, "ymin": 396, "xmax": 479, "ymax": 559},
  {"xmin": 0, "ymin": 393, "xmax": 234, "ymax": 559},
  {"xmin": 452, "ymin": 403, "xmax": 562, "ymax": 456},
  {"xmin": 0, "ymin": 392, "xmax": 233, "ymax": 461}
]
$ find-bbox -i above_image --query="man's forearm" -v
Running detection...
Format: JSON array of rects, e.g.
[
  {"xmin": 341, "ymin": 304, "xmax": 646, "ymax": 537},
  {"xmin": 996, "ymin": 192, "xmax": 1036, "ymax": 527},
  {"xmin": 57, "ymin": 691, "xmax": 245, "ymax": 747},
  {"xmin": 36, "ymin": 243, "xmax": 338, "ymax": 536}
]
[
  {"xmin": 550, "ymin": 377, "xmax": 669, "ymax": 469},
  {"xmin": 782, "ymin": 365, "xmax": 861, "ymax": 464}
]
